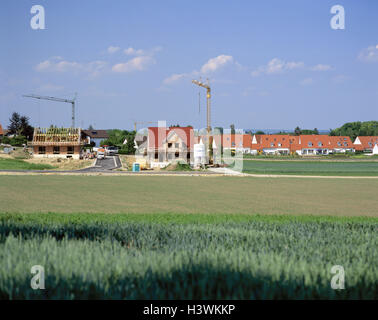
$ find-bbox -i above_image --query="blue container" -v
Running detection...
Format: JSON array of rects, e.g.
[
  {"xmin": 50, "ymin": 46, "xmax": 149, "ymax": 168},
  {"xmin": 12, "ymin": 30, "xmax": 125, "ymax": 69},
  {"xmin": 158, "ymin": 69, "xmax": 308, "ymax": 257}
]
[{"xmin": 132, "ymin": 162, "xmax": 140, "ymax": 172}]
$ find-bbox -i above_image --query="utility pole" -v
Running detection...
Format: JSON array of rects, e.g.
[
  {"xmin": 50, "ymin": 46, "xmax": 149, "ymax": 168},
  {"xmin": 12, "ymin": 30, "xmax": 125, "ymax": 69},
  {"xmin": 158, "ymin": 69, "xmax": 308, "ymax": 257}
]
[{"xmin": 23, "ymin": 93, "xmax": 77, "ymax": 128}]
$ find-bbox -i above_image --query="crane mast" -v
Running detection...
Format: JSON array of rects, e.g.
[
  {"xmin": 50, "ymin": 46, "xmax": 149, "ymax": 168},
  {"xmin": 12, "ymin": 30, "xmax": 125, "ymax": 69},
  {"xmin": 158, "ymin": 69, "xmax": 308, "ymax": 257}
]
[
  {"xmin": 23, "ymin": 94, "xmax": 77, "ymax": 128},
  {"xmin": 192, "ymin": 79, "xmax": 211, "ymax": 133},
  {"xmin": 192, "ymin": 79, "xmax": 213, "ymax": 164}
]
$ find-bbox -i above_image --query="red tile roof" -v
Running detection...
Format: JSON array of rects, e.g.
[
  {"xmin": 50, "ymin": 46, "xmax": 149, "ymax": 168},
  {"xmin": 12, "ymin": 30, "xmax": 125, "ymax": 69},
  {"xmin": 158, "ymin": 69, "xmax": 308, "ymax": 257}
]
[
  {"xmin": 0, "ymin": 124, "xmax": 3, "ymax": 136},
  {"xmin": 353, "ymin": 136, "xmax": 378, "ymax": 150},
  {"xmin": 148, "ymin": 127, "xmax": 194, "ymax": 150}
]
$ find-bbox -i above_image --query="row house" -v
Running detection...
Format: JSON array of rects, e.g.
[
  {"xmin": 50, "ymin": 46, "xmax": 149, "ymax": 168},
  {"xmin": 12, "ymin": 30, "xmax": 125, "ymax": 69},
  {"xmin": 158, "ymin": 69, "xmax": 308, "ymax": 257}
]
[
  {"xmin": 353, "ymin": 136, "xmax": 378, "ymax": 154},
  {"xmin": 242, "ymin": 134, "xmax": 354, "ymax": 155}
]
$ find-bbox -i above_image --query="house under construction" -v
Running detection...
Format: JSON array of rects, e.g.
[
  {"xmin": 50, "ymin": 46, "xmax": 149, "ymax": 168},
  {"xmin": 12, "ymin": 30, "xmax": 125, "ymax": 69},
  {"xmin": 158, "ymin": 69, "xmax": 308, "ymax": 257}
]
[{"xmin": 31, "ymin": 127, "xmax": 84, "ymax": 159}]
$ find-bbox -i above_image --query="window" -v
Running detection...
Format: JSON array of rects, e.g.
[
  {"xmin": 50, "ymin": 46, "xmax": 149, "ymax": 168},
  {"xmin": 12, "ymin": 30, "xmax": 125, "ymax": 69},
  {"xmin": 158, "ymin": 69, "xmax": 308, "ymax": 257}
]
[
  {"xmin": 175, "ymin": 143, "xmax": 179, "ymax": 148},
  {"xmin": 308, "ymin": 142, "xmax": 313, "ymax": 147},
  {"xmin": 175, "ymin": 152, "xmax": 179, "ymax": 158},
  {"xmin": 155, "ymin": 152, "xmax": 158, "ymax": 159},
  {"xmin": 278, "ymin": 143, "xmax": 282, "ymax": 147},
  {"xmin": 168, "ymin": 143, "xmax": 172, "ymax": 148},
  {"xmin": 270, "ymin": 143, "xmax": 274, "ymax": 147},
  {"xmin": 337, "ymin": 142, "xmax": 341, "ymax": 147},
  {"xmin": 344, "ymin": 142, "xmax": 348, "ymax": 147},
  {"xmin": 318, "ymin": 142, "xmax": 322, "ymax": 147},
  {"xmin": 67, "ymin": 146, "xmax": 74, "ymax": 154},
  {"xmin": 53, "ymin": 146, "xmax": 60, "ymax": 154},
  {"xmin": 231, "ymin": 142, "xmax": 235, "ymax": 147},
  {"xmin": 38, "ymin": 146, "xmax": 46, "ymax": 154}
]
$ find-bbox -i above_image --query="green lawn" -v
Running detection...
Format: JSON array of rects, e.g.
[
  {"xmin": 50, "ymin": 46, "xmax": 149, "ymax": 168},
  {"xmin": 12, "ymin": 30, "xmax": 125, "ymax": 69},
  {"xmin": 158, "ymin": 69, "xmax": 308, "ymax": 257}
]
[
  {"xmin": 242, "ymin": 160, "xmax": 378, "ymax": 176},
  {"xmin": 0, "ymin": 213, "xmax": 376, "ymax": 299},
  {"xmin": 0, "ymin": 158, "xmax": 54, "ymax": 170},
  {"xmin": 1, "ymin": 175, "xmax": 377, "ymax": 216}
]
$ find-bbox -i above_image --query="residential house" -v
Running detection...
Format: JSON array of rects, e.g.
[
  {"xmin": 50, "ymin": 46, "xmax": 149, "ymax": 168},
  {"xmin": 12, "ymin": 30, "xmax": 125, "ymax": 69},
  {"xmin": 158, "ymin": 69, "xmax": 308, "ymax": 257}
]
[
  {"xmin": 353, "ymin": 136, "xmax": 378, "ymax": 153},
  {"xmin": 328, "ymin": 136, "xmax": 354, "ymax": 153},
  {"xmin": 81, "ymin": 129, "xmax": 109, "ymax": 147},
  {"xmin": 147, "ymin": 126, "xmax": 194, "ymax": 167},
  {"xmin": 250, "ymin": 134, "xmax": 353, "ymax": 155},
  {"xmin": 31, "ymin": 127, "xmax": 84, "ymax": 159},
  {"xmin": 251, "ymin": 134, "xmax": 299, "ymax": 155},
  {"xmin": 223, "ymin": 134, "xmax": 252, "ymax": 154}
]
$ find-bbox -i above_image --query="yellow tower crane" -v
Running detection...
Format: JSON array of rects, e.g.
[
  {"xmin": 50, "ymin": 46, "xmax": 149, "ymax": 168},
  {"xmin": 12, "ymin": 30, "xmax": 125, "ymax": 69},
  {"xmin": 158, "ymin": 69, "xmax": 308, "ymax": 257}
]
[
  {"xmin": 192, "ymin": 79, "xmax": 211, "ymax": 133},
  {"xmin": 192, "ymin": 78, "xmax": 213, "ymax": 163}
]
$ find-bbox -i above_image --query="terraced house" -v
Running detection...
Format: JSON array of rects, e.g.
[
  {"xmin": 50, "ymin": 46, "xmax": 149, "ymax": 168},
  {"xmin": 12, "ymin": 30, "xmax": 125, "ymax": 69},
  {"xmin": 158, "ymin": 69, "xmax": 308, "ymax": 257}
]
[
  {"xmin": 247, "ymin": 134, "xmax": 354, "ymax": 155},
  {"xmin": 353, "ymin": 136, "xmax": 378, "ymax": 154}
]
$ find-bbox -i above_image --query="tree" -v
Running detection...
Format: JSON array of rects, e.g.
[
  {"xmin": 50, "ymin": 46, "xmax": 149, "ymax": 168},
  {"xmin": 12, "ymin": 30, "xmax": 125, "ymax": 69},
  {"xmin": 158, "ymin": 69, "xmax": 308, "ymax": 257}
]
[
  {"xmin": 8, "ymin": 112, "xmax": 34, "ymax": 140},
  {"xmin": 88, "ymin": 124, "xmax": 94, "ymax": 130},
  {"xmin": 255, "ymin": 130, "xmax": 265, "ymax": 135},
  {"xmin": 329, "ymin": 121, "xmax": 378, "ymax": 140},
  {"xmin": 101, "ymin": 129, "xmax": 136, "ymax": 154},
  {"xmin": 294, "ymin": 126, "xmax": 302, "ymax": 136},
  {"xmin": 230, "ymin": 124, "xmax": 235, "ymax": 135},
  {"xmin": 8, "ymin": 112, "xmax": 21, "ymax": 135},
  {"xmin": 313, "ymin": 128, "xmax": 319, "ymax": 135}
]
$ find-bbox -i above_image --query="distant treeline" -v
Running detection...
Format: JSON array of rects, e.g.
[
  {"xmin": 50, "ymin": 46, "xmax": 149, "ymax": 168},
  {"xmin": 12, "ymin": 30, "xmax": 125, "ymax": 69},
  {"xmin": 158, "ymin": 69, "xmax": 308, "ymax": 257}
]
[
  {"xmin": 329, "ymin": 121, "xmax": 378, "ymax": 140},
  {"xmin": 245, "ymin": 121, "xmax": 378, "ymax": 140}
]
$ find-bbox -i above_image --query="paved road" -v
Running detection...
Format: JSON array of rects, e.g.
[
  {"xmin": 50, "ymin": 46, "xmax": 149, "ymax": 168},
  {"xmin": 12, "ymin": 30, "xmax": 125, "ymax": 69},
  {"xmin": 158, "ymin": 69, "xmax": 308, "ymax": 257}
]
[{"xmin": 78, "ymin": 155, "xmax": 121, "ymax": 172}]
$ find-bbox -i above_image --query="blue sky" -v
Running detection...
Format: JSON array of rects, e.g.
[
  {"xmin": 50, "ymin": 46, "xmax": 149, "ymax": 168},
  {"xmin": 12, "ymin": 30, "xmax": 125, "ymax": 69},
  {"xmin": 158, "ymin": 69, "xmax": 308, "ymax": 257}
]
[{"xmin": 1, "ymin": 0, "xmax": 378, "ymax": 131}]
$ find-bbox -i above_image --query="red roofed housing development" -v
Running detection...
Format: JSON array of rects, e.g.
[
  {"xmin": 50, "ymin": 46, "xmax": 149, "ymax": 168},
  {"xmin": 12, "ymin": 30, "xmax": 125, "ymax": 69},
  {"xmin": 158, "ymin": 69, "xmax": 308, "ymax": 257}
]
[{"xmin": 246, "ymin": 134, "xmax": 353, "ymax": 155}]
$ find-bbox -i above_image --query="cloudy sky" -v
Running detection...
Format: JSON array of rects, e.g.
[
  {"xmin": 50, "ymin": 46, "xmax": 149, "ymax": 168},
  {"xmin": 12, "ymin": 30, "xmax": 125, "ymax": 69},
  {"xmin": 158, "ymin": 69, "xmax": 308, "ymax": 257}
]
[{"xmin": 1, "ymin": 0, "xmax": 378, "ymax": 131}]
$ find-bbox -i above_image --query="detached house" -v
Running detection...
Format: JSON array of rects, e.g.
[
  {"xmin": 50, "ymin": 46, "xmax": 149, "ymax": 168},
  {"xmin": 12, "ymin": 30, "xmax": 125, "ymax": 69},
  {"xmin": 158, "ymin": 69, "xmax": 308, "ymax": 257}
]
[
  {"xmin": 32, "ymin": 127, "xmax": 84, "ymax": 159},
  {"xmin": 82, "ymin": 130, "xmax": 109, "ymax": 147},
  {"xmin": 147, "ymin": 126, "xmax": 194, "ymax": 167}
]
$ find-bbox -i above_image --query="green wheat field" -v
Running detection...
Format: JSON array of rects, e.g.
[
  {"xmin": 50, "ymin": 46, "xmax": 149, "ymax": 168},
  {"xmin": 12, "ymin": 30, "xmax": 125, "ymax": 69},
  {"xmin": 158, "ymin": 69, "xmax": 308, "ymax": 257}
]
[{"xmin": 0, "ymin": 176, "xmax": 377, "ymax": 299}]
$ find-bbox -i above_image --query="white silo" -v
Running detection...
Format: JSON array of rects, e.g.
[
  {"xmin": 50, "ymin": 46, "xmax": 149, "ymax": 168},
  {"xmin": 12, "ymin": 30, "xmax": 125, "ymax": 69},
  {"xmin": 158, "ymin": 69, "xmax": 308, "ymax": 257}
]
[{"xmin": 194, "ymin": 138, "xmax": 206, "ymax": 167}]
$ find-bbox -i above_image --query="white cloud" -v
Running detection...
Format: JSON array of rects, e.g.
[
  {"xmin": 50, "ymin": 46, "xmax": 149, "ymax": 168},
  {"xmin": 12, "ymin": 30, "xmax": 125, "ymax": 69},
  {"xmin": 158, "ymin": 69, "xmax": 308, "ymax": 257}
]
[
  {"xmin": 252, "ymin": 58, "xmax": 304, "ymax": 76},
  {"xmin": 35, "ymin": 57, "xmax": 108, "ymax": 78},
  {"xmin": 358, "ymin": 45, "xmax": 378, "ymax": 62},
  {"xmin": 163, "ymin": 73, "xmax": 187, "ymax": 85},
  {"xmin": 107, "ymin": 46, "xmax": 120, "ymax": 54},
  {"xmin": 35, "ymin": 59, "xmax": 83, "ymax": 73},
  {"xmin": 310, "ymin": 64, "xmax": 332, "ymax": 71},
  {"xmin": 163, "ymin": 54, "xmax": 235, "ymax": 85},
  {"xmin": 112, "ymin": 56, "xmax": 155, "ymax": 73},
  {"xmin": 300, "ymin": 78, "xmax": 314, "ymax": 86},
  {"xmin": 200, "ymin": 55, "xmax": 234, "ymax": 73},
  {"xmin": 124, "ymin": 47, "xmax": 145, "ymax": 56}
]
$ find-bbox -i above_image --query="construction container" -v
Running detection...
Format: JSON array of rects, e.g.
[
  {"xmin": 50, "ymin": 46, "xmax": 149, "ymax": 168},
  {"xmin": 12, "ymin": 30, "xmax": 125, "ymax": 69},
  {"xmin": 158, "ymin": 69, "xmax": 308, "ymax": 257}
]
[{"xmin": 132, "ymin": 162, "xmax": 140, "ymax": 172}]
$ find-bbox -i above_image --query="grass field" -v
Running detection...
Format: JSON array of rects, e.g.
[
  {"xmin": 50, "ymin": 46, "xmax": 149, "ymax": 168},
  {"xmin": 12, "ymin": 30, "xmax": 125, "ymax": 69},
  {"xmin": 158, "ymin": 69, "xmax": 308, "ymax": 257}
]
[
  {"xmin": 0, "ymin": 158, "xmax": 55, "ymax": 170},
  {"xmin": 0, "ymin": 175, "xmax": 378, "ymax": 216},
  {"xmin": 0, "ymin": 213, "xmax": 376, "ymax": 299},
  {"xmin": 1, "ymin": 175, "xmax": 377, "ymax": 299},
  {"xmin": 242, "ymin": 160, "xmax": 378, "ymax": 176}
]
